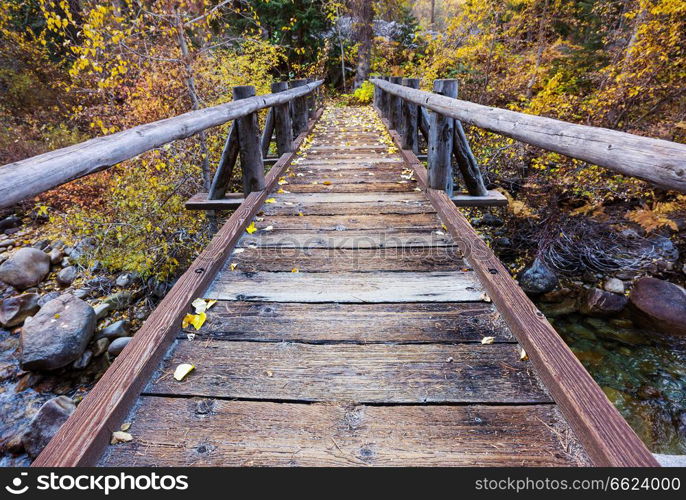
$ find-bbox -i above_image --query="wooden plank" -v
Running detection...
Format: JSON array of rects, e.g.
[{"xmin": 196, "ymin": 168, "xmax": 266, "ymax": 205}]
[
  {"xmin": 147, "ymin": 341, "xmax": 551, "ymax": 404},
  {"xmin": 260, "ymin": 200, "xmax": 436, "ymax": 216},
  {"xmin": 32, "ymin": 108, "xmax": 325, "ymax": 467},
  {"xmin": 100, "ymin": 400, "xmax": 588, "ymax": 467},
  {"xmin": 286, "ymin": 171, "xmax": 408, "ymax": 182},
  {"xmin": 380, "ymin": 109, "xmax": 659, "ymax": 466},
  {"xmin": 269, "ymin": 192, "xmax": 426, "ymax": 203},
  {"xmin": 237, "ymin": 229, "xmax": 455, "ymax": 249},
  {"xmin": 227, "ymin": 247, "xmax": 466, "ymax": 272},
  {"xmin": 0, "ymin": 80, "xmax": 324, "ymax": 210},
  {"xmin": 250, "ymin": 213, "xmax": 442, "ymax": 231},
  {"xmin": 372, "ymin": 78, "xmax": 686, "ymax": 193},
  {"xmin": 206, "ymin": 271, "xmax": 483, "ymax": 303},
  {"xmin": 451, "ymin": 190, "xmax": 508, "ymax": 207},
  {"xmin": 180, "ymin": 302, "xmax": 512, "ymax": 343},
  {"xmin": 186, "ymin": 192, "xmax": 244, "ymax": 210},
  {"xmin": 286, "ymin": 182, "xmax": 416, "ymax": 193}
]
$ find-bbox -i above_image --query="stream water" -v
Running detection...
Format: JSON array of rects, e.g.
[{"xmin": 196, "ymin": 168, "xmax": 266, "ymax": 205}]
[{"xmin": 544, "ymin": 308, "xmax": 686, "ymax": 454}]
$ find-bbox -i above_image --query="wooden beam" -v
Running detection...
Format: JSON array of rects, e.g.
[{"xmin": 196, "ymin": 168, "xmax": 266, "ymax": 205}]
[
  {"xmin": 233, "ymin": 85, "xmax": 265, "ymax": 195},
  {"xmin": 401, "ymin": 78, "xmax": 420, "ymax": 153},
  {"xmin": 427, "ymin": 79, "xmax": 456, "ymax": 195},
  {"xmin": 389, "ymin": 76, "xmax": 403, "ymax": 135},
  {"xmin": 290, "ymin": 79, "xmax": 308, "ymax": 137},
  {"xmin": 272, "ymin": 81, "xmax": 293, "ymax": 155},
  {"xmin": 377, "ymin": 108, "xmax": 658, "ymax": 467},
  {"xmin": 260, "ymin": 107, "xmax": 275, "ymax": 158},
  {"xmin": 452, "ymin": 82, "xmax": 488, "ymax": 197},
  {"xmin": 451, "ymin": 190, "xmax": 508, "ymax": 207},
  {"xmin": 32, "ymin": 107, "xmax": 324, "ymax": 467},
  {"xmin": 371, "ymin": 78, "xmax": 686, "ymax": 193},
  {"xmin": 208, "ymin": 122, "xmax": 238, "ymax": 200},
  {"xmin": 0, "ymin": 80, "xmax": 324, "ymax": 210},
  {"xmin": 186, "ymin": 192, "xmax": 244, "ymax": 210}
]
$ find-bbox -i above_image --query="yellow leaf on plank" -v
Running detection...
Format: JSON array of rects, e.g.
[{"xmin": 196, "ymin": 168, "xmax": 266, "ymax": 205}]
[
  {"xmin": 246, "ymin": 222, "xmax": 257, "ymax": 234},
  {"xmin": 182, "ymin": 312, "xmax": 206, "ymax": 331},
  {"xmin": 322, "ymin": 181, "xmax": 332, "ymax": 185},
  {"xmin": 276, "ymin": 188, "xmax": 286, "ymax": 194},
  {"xmin": 520, "ymin": 348, "xmax": 529, "ymax": 361},
  {"xmin": 111, "ymin": 431, "xmax": 133, "ymax": 445},
  {"xmin": 481, "ymin": 336, "xmax": 495, "ymax": 345},
  {"xmin": 173, "ymin": 363, "xmax": 195, "ymax": 381},
  {"xmin": 120, "ymin": 422, "xmax": 131, "ymax": 432},
  {"xmin": 230, "ymin": 263, "xmax": 238, "ymax": 271},
  {"xmin": 278, "ymin": 178, "xmax": 288, "ymax": 185},
  {"xmin": 291, "ymin": 268, "xmax": 298, "ymax": 273},
  {"xmin": 265, "ymin": 198, "xmax": 277, "ymax": 203}
]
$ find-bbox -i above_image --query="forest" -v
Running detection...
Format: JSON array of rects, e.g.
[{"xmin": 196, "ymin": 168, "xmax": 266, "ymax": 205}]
[{"xmin": 0, "ymin": 0, "xmax": 685, "ymax": 466}]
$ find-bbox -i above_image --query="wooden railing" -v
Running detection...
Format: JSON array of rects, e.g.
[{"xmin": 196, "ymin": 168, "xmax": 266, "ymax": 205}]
[
  {"xmin": 0, "ymin": 79, "xmax": 324, "ymax": 210},
  {"xmin": 371, "ymin": 77, "xmax": 686, "ymax": 194}
]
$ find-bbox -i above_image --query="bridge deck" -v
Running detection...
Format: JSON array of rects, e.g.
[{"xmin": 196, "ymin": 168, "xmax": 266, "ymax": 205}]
[{"xmin": 99, "ymin": 107, "xmax": 588, "ymax": 466}]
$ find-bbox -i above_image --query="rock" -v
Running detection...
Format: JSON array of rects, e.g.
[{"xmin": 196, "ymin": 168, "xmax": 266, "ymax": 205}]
[
  {"xmin": 4, "ymin": 227, "xmax": 20, "ymax": 236},
  {"xmin": 0, "ymin": 216, "xmax": 21, "ymax": 233},
  {"xmin": 538, "ymin": 297, "xmax": 578, "ymax": 318},
  {"xmin": 115, "ymin": 273, "xmax": 133, "ymax": 287},
  {"xmin": 473, "ymin": 213, "xmax": 504, "ymax": 228},
  {"xmin": 493, "ymin": 237, "xmax": 511, "ymax": 248},
  {"xmin": 60, "ymin": 257, "xmax": 71, "ymax": 268},
  {"xmin": 0, "ymin": 293, "xmax": 40, "ymax": 328},
  {"xmin": 48, "ymin": 248, "xmax": 64, "ymax": 265},
  {"xmin": 0, "ymin": 239, "xmax": 14, "ymax": 248},
  {"xmin": 629, "ymin": 277, "xmax": 686, "ymax": 336},
  {"xmin": 97, "ymin": 319, "xmax": 129, "ymax": 340},
  {"xmin": 37, "ymin": 291, "xmax": 61, "ymax": 307},
  {"xmin": 518, "ymin": 258, "xmax": 558, "ymax": 294},
  {"xmin": 93, "ymin": 303, "xmax": 111, "ymax": 320},
  {"xmin": 103, "ymin": 291, "xmax": 132, "ymax": 310},
  {"xmin": 539, "ymin": 288, "xmax": 572, "ymax": 303},
  {"xmin": 72, "ymin": 349, "xmax": 93, "ymax": 369},
  {"xmin": 108, "ymin": 336, "xmax": 132, "ymax": 356},
  {"xmin": 579, "ymin": 288, "xmax": 628, "ymax": 316},
  {"xmin": 92, "ymin": 337, "xmax": 109, "ymax": 357},
  {"xmin": 20, "ymin": 294, "xmax": 96, "ymax": 371},
  {"xmin": 21, "ymin": 396, "xmax": 75, "ymax": 458},
  {"xmin": 0, "ymin": 248, "xmax": 51, "ymax": 290},
  {"xmin": 32, "ymin": 239, "xmax": 50, "ymax": 251},
  {"xmin": 56, "ymin": 266, "xmax": 78, "ymax": 287},
  {"xmin": 603, "ymin": 278, "xmax": 625, "ymax": 295},
  {"xmin": 73, "ymin": 288, "xmax": 89, "ymax": 299}
]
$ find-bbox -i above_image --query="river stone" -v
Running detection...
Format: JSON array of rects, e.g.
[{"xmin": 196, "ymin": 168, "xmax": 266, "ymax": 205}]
[
  {"xmin": 37, "ymin": 291, "xmax": 61, "ymax": 307},
  {"xmin": 579, "ymin": 288, "xmax": 628, "ymax": 317},
  {"xmin": 49, "ymin": 248, "xmax": 64, "ymax": 265},
  {"xmin": 0, "ymin": 248, "xmax": 51, "ymax": 290},
  {"xmin": 72, "ymin": 349, "xmax": 93, "ymax": 369},
  {"xmin": 20, "ymin": 294, "xmax": 96, "ymax": 370},
  {"xmin": 103, "ymin": 291, "xmax": 132, "ymax": 310},
  {"xmin": 518, "ymin": 258, "xmax": 558, "ymax": 294},
  {"xmin": 603, "ymin": 278, "xmax": 625, "ymax": 295},
  {"xmin": 108, "ymin": 336, "xmax": 132, "ymax": 356},
  {"xmin": 56, "ymin": 266, "xmax": 78, "ymax": 287},
  {"xmin": 92, "ymin": 337, "xmax": 109, "ymax": 357},
  {"xmin": 93, "ymin": 303, "xmax": 111, "ymax": 320},
  {"xmin": 21, "ymin": 396, "xmax": 75, "ymax": 458},
  {"xmin": 629, "ymin": 277, "xmax": 686, "ymax": 336},
  {"xmin": 0, "ymin": 293, "xmax": 40, "ymax": 328},
  {"xmin": 97, "ymin": 319, "xmax": 129, "ymax": 340},
  {"xmin": 0, "ymin": 216, "xmax": 21, "ymax": 233}
]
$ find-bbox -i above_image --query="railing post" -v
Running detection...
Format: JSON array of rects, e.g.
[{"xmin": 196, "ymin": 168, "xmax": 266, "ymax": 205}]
[
  {"xmin": 378, "ymin": 76, "xmax": 389, "ymax": 118},
  {"xmin": 305, "ymin": 77, "xmax": 315, "ymax": 119},
  {"xmin": 271, "ymin": 81, "xmax": 294, "ymax": 155},
  {"xmin": 427, "ymin": 79, "xmax": 457, "ymax": 195},
  {"xmin": 401, "ymin": 78, "xmax": 420, "ymax": 153},
  {"xmin": 233, "ymin": 85, "xmax": 265, "ymax": 195},
  {"xmin": 290, "ymin": 79, "xmax": 308, "ymax": 137},
  {"xmin": 389, "ymin": 76, "xmax": 403, "ymax": 133}
]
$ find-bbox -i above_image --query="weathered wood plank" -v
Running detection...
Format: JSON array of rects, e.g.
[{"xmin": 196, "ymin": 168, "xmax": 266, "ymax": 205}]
[
  {"xmin": 100, "ymin": 400, "xmax": 587, "ymax": 467},
  {"xmin": 180, "ymin": 302, "xmax": 511, "ymax": 343},
  {"xmin": 260, "ymin": 200, "xmax": 436, "ymax": 216},
  {"xmin": 227, "ymin": 247, "xmax": 466, "ymax": 272},
  {"xmin": 382, "ymin": 110, "xmax": 660, "ymax": 466},
  {"xmin": 234, "ymin": 86, "xmax": 265, "ymax": 194},
  {"xmin": 237, "ymin": 229, "xmax": 455, "ymax": 249},
  {"xmin": 269, "ymin": 192, "xmax": 426, "ymax": 203},
  {"xmin": 427, "ymin": 79, "xmax": 456, "ymax": 195},
  {"xmin": 147, "ymin": 341, "xmax": 551, "ymax": 403},
  {"xmin": 286, "ymin": 182, "xmax": 416, "ymax": 193},
  {"xmin": 250, "ymin": 213, "xmax": 442, "ymax": 231},
  {"xmin": 32, "ymin": 108, "xmax": 325, "ymax": 467},
  {"xmin": 452, "ymin": 190, "xmax": 508, "ymax": 207},
  {"xmin": 207, "ymin": 271, "xmax": 483, "ymax": 303}
]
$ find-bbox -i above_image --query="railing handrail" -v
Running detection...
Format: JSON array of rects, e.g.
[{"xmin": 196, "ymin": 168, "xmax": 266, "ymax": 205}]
[
  {"xmin": 0, "ymin": 79, "xmax": 324, "ymax": 209},
  {"xmin": 372, "ymin": 78, "xmax": 686, "ymax": 193}
]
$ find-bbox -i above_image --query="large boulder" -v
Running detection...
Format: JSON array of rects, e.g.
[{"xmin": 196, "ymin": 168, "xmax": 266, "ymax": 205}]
[
  {"xmin": 0, "ymin": 248, "xmax": 51, "ymax": 290},
  {"xmin": 20, "ymin": 294, "xmax": 96, "ymax": 370},
  {"xmin": 0, "ymin": 293, "xmax": 40, "ymax": 328},
  {"xmin": 629, "ymin": 277, "xmax": 686, "ymax": 336},
  {"xmin": 519, "ymin": 258, "xmax": 558, "ymax": 294},
  {"xmin": 21, "ymin": 396, "xmax": 75, "ymax": 458},
  {"xmin": 579, "ymin": 288, "xmax": 628, "ymax": 317}
]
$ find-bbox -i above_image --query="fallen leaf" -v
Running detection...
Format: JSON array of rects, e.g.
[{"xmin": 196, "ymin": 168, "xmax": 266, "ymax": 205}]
[
  {"xmin": 192, "ymin": 298, "xmax": 216, "ymax": 314},
  {"xmin": 174, "ymin": 363, "xmax": 195, "ymax": 381},
  {"xmin": 278, "ymin": 178, "xmax": 288, "ymax": 185},
  {"xmin": 233, "ymin": 248, "xmax": 245, "ymax": 254},
  {"xmin": 520, "ymin": 348, "xmax": 529, "ymax": 361},
  {"xmin": 291, "ymin": 268, "xmax": 298, "ymax": 273},
  {"xmin": 481, "ymin": 336, "xmax": 495, "ymax": 345},
  {"xmin": 246, "ymin": 222, "xmax": 257, "ymax": 234},
  {"xmin": 480, "ymin": 293, "xmax": 492, "ymax": 303},
  {"xmin": 322, "ymin": 181, "xmax": 332, "ymax": 185},
  {"xmin": 265, "ymin": 198, "xmax": 276, "ymax": 204},
  {"xmin": 230, "ymin": 263, "xmax": 238, "ymax": 271},
  {"xmin": 111, "ymin": 431, "xmax": 133, "ymax": 445},
  {"xmin": 276, "ymin": 188, "xmax": 286, "ymax": 194},
  {"xmin": 263, "ymin": 225, "xmax": 274, "ymax": 231},
  {"xmin": 120, "ymin": 422, "xmax": 131, "ymax": 432},
  {"xmin": 182, "ymin": 312, "xmax": 206, "ymax": 330}
]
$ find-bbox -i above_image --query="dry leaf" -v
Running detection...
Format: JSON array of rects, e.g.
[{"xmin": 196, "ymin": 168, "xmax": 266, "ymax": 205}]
[
  {"xmin": 182, "ymin": 312, "xmax": 206, "ymax": 330},
  {"xmin": 520, "ymin": 348, "xmax": 529, "ymax": 361},
  {"xmin": 291, "ymin": 268, "xmax": 298, "ymax": 273},
  {"xmin": 480, "ymin": 293, "xmax": 492, "ymax": 303},
  {"xmin": 265, "ymin": 198, "xmax": 276, "ymax": 204},
  {"xmin": 120, "ymin": 423, "xmax": 131, "ymax": 432},
  {"xmin": 174, "ymin": 363, "xmax": 195, "ymax": 381},
  {"xmin": 246, "ymin": 222, "xmax": 257, "ymax": 234},
  {"xmin": 233, "ymin": 248, "xmax": 245, "ymax": 254},
  {"xmin": 111, "ymin": 431, "xmax": 133, "ymax": 445},
  {"xmin": 230, "ymin": 263, "xmax": 238, "ymax": 271},
  {"xmin": 481, "ymin": 336, "xmax": 495, "ymax": 345}
]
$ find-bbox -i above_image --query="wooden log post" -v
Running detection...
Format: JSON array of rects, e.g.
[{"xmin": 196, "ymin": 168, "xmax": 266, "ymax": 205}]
[
  {"xmin": 389, "ymin": 76, "xmax": 403, "ymax": 134},
  {"xmin": 290, "ymin": 79, "xmax": 309, "ymax": 137},
  {"xmin": 233, "ymin": 85, "xmax": 265, "ymax": 195},
  {"xmin": 427, "ymin": 79, "xmax": 457, "ymax": 195},
  {"xmin": 401, "ymin": 78, "xmax": 420, "ymax": 153},
  {"xmin": 260, "ymin": 108, "xmax": 275, "ymax": 158},
  {"xmin": 377, "ymin": 76, "xmax": 389, "ymax": 119},
  {"xmin": 208, "ymin": 123, "xmax": 239, "ymax": 200},
  {"xmin": 272, "ymin": 81, "xmax": 294, "ymax": 155}
]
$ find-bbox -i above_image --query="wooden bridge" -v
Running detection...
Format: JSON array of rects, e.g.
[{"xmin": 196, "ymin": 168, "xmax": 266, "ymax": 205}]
[{"xmin": 3, "ymin": 75, "xmax": 686, "ymax": 467}]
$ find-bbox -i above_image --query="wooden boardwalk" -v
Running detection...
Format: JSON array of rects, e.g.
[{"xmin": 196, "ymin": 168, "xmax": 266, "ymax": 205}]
[{"xmin": 99, "ymin": 107, "xmax": 590, "ymax": 466}]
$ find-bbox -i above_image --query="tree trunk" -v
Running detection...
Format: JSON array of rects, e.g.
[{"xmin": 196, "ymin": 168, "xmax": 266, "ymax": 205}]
[{"xmin": 349, "ymin": 0, "xmax": 373, "ymax": 89}]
